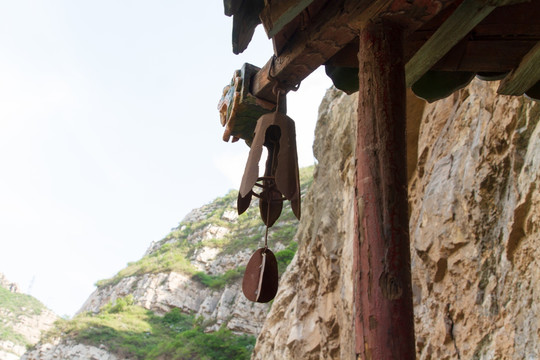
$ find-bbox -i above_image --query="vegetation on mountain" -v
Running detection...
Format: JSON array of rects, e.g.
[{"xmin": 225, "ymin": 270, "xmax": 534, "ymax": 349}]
[
  {"xmin": 192, "ymin": 266, "xmax": 245, "ymax": 289},
  {"xmin": 0, "ymin": 285, "xmax": 47, "ymax": 348},
  {"xmin": 95, "ymin": 241, "xmax": 196, "ymax": 288},
  {"xmin": 41, "ymin": 296, "xmax": 255, "ymax": 360},
  {"xmin": 96, "ymin": 166, "xmax": 314, "ymax": 289},
  {"xmin": 62, "ymin": 166, "xmax": 314, "ymax": 358},
  {"xmin": 275, "ymin": 241, "xmax": 298, "ymax": 275}
]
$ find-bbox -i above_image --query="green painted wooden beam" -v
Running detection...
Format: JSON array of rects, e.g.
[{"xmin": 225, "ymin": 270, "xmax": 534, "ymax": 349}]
[
  {"xmin": 498, "ymin": 41, "xmax": 540, "ymax": 95},
  {"xmin": 405, "ymin": 0, "xmax": 497, "ymax": 87},
  {"xmin": 260, "ymin": 0, "xmax": 314, "ymax": 39}
]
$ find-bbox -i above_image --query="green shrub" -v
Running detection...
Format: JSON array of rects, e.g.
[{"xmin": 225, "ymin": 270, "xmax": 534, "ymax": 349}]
[
  {"xmin": 275, "ymin": 242, "xmax": 298, "ymax": 275},
  {"xmin": 41, "ymin": 302, "xmax": 254, "ymax": 360},
  {"xmin": 192, "ymin": 267, "xmax": 245, "ymax": 289},
  {"xmin": 162, "ymin": 308, "xmax": 193, "ymax": 332},
  {"xmin": 272, "ymin": 224, "xmax": 297, "ymax": 242},
  {"xmin": 96, "ymin": 244, "xmax": 196, "ymax": 288},
  {"xmin": 101, "ymin": 295, "xmax": 135, "ymax": 314},
  {"xmin": 0, "ymin": 286, "xmax": 45, "ymax": 316},
  {"xmin": 148, "ymin": 326, "xmax": 254, "ymax": 360}
]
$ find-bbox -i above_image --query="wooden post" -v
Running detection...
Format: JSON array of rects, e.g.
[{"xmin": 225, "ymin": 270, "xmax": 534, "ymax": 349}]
[{"xmin": 354, "ymin": 20, "xmax": 415, "ymax": 359}]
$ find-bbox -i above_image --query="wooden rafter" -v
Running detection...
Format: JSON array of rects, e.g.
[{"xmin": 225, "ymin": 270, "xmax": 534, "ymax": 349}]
[
  {"xmin": 405, "ymin": 0, "xmax": 530, "ymax": 86},
  {"xmin": 498, "ymin": 41, "xmax": 540, "ymax": 95},
  {"xmin": 253, "ymin": 0, "xmax": 368, "ymax": 102},
  {"xmin": 251, "ymin": 0, "xmax": 458, "ymax": 102},
  {"xmin": 427, "ymin": 40, "xmax": 538, "ymax": 72},
  {"xmin": 325, "ymin": 1, "xmax": 540, "ymax": 73},
  {"xmin": 405, "ymin": 0, "xmax": 498, "ymax": 86}
]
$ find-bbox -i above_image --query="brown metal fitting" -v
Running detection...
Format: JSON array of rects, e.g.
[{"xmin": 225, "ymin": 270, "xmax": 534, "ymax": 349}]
[{"xmin": 237, "ymin": 94, "xmax": 301, "ymax": 226}]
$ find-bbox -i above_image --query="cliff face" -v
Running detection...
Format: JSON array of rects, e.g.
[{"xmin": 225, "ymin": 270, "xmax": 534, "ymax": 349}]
[
  {"xmin": 410, "ymin": 80, "xmax": 540, "ymax": 359},
  {"xmin": 0, "ymin": 273, "xmax": 57, "ymax": 360},
  {"xmin": 76, "ymin": 177, "xmax": 310, "ymax": 337},
  {"xmin": 254, "ymin": 80, "xmax": 540, "ymax": 359},
  {"xmin": 24, "ymin": 173, "xmax": 310, "ymax": 359},
  {"xmin": 79, "ymin": 269, "xmax": 267, "ymax": 335}
]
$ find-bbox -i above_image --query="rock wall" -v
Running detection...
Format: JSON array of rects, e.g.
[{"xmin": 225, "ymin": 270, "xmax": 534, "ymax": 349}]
[
  {"xmin": 254, "ymin": 80, "xmax": 540, "ymax": 359},
  {"xmin": 410, "ymin": 80, "xmax": 540, "ymax": 359}
]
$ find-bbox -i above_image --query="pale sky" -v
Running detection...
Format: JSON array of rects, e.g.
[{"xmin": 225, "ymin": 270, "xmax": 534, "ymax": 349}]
[{"xmin": 0, "ymin": 1, "xmax": 331, "ymax": 316}]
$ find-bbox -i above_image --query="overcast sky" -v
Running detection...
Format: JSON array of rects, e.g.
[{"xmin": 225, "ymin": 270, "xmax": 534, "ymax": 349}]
[{"xmin": 0, "ymin": 1, "xmax": 331, "ymax": 316}]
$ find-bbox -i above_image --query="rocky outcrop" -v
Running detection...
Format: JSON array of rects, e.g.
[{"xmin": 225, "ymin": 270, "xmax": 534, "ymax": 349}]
[
  {"xmin": 0, "ymin": 274, "xmax": 20, "ymax": 294},
  {"xmin": 22, "ymin": 341, "xmax": 126, "ymax": 360},
  {"xmin": 0, "ymin": 274, "xmax": 57, "ymax": 360},
  {"xmin": 80, "ymin": 269, "xmax": 269, "ymax": 335},
  {"xmin": 254, "ymin": 80, "xmax": 540, "ymax": 359},
  {"xmin": 74, "ymin": 169, "xmax": 311, "ymax": 339},
  {"xmin": 0, "ymin": 342, "xmax": 25, "ymax": 360},
  {"xmin": 77, "ymin": 192, "xmax": 290, "ymax": 336}
]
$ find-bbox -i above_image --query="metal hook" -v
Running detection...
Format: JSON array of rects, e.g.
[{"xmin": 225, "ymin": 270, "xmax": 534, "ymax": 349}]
[
  {"xmin": 267, "ymin": 55, "xmax": 277, "ymax": 82},
  {"xmin": 267, "ymin": 55, "xmax": 301, "ymax": 95}
]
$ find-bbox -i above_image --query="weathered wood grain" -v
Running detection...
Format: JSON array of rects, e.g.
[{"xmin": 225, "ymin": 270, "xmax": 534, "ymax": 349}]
[
  {"xmin": 498, "ymin": 41, "xmax": 540, "ymax": 95},
  {"xmin": 260, "ymin": 0, "xmax": 315, "ymax": 38},
  {"xmin": 354, "ymin": 20, "xmax": 415, "ymax": 360},
  {"xmin": 405, "ymin": 0, "xmax": 497, "ymax": 86},
  {"xmin": 432, "ymin": 40, "xmax": 538, "ymax": 72},
  {"xmin": 251, "ymin": 0, "xmax": 458, "ymax": 102},
  {"xmin": 405, "ymin": 0, "xmax": 531, "ymax": 86}
]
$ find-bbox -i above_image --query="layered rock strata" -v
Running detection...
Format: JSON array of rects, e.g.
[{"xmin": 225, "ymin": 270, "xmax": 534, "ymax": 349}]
[
  {"xmin": 77, "ymin": 195, "xmax": 294, "ymax": 336},
  {"xmin": 410, "ymin": 80, "xmax": 540, "ymax": 359},
  {"xmin": 80, "ymin": 269, "xmax": 269, "ymax": 335}
]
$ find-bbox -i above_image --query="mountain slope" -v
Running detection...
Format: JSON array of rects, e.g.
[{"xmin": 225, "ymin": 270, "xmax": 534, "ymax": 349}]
[
  {"xmin": 24, "ymin": 166, "xmax": 313, "ymax": 359},
  {"xmin": 0, "ymin": 274, "xmax": 57, "ymax": 360}
]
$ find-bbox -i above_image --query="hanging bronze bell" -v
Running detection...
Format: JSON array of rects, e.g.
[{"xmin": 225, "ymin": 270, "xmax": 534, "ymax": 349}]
[{"xmin": 237, "ymin": 95, "xmax": 301, "ymax": 227}]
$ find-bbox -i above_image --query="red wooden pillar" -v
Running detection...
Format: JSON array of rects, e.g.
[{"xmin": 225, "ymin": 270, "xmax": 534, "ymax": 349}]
[{"xmin": 354, "ymin": 20, "xmax": 416, "ymax": 359}]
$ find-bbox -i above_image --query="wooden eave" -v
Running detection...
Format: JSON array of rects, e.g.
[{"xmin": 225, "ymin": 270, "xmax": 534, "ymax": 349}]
[{"xmin": 249, "ymin": 0, "xmax": 539, "ymax": 102}]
